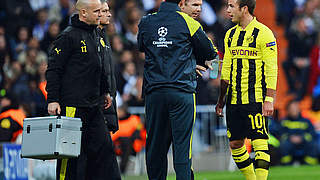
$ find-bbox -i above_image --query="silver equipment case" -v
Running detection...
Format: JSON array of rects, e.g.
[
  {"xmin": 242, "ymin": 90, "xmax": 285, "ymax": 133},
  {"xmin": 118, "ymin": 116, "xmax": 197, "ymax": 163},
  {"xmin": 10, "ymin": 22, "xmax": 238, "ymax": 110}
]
[{"xmin": 21, "ymin": 116, "xmax": 82, "ymax": 160}]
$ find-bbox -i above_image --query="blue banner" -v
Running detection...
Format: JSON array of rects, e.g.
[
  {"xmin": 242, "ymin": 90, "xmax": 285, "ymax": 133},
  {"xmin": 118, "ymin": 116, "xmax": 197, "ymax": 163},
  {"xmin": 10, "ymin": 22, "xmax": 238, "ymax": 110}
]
[{"xmin": 3, "ymin": 144, "xmax": 28, "ymax": 180}]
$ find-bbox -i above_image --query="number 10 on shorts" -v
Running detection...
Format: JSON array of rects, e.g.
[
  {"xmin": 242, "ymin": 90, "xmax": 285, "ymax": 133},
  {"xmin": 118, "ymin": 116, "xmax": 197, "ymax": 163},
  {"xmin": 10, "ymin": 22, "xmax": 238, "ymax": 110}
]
[{"xmin": 248, "ymin": 113, "xmax": 267, "ymax": 134}]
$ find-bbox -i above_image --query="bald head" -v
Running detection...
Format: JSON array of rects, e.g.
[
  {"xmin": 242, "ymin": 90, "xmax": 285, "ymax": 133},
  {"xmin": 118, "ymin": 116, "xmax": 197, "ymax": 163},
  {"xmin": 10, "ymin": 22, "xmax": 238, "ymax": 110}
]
[
  {"xmin": 76, "ymin": 0, "xmax": 96, "ymax": 10},
  {"xmin": 76, "ymin": 0, "xmax": 102, "ymax": 25}
]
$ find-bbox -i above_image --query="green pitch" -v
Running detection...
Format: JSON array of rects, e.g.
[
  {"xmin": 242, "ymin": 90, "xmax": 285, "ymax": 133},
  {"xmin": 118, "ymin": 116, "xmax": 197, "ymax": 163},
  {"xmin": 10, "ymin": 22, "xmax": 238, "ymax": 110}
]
[{"xmin": 124, "ymin": 165, "xmax": 320, "ymax": 180}]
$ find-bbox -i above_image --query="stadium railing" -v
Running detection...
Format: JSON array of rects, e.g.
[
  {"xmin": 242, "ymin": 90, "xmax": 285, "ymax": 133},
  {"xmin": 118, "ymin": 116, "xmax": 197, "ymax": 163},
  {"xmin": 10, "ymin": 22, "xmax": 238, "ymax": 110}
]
[{"xmin": 127, "ymin": 105, "xmax": 232, "ymax": 174}]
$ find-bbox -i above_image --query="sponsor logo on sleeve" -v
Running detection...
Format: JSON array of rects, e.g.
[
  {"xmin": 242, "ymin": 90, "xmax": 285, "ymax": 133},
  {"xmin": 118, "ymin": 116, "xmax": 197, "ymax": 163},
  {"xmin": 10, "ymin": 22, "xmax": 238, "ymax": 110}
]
[{"xmin": 266, "ymin": 41, "xmax": 276, "ymax": 47}]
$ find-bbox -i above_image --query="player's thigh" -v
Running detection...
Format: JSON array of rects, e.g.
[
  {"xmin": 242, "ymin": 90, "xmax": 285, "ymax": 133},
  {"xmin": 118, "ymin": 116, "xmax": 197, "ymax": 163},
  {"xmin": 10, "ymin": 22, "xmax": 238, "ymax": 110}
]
[
  {"xmin": 226, "ymin": 104, "xmax": 248, "ymax": 141},
  {"xmin": 243, "ymin": 103, "xmax": 269, "ymax": 140}
]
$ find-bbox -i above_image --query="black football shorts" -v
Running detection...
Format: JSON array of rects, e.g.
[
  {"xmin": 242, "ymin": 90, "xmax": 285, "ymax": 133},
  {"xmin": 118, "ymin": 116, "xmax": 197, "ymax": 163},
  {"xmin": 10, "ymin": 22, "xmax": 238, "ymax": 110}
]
[{"xmin": 226, "ymin": 103, "xmax": 269, "ymax": 141}]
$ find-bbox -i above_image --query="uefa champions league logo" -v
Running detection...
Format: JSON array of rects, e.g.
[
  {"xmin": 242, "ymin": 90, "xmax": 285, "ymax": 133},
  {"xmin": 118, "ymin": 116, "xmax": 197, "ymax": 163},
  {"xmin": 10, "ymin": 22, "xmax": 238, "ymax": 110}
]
[
  {"xmin": 153, "ymin": 27, "xmax": 172, "ymax": 48},
  {"xmin": 158, "ymin": 27, "xmax": 168, "ymax": 42}
]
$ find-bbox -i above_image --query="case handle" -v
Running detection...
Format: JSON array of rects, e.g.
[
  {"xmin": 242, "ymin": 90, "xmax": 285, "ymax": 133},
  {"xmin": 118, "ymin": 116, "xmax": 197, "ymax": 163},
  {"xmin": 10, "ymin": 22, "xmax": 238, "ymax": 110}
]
[
  {"xmin": 27, "ymin": 125, "xmax": 30, "ymax": 134},
  {"xmin": 49, "ymin": 123, "xmax": 53, "ymax": 132},
  {"xmin": 56, "ymin": 109, "xmax": 61, "ymax": 119}
]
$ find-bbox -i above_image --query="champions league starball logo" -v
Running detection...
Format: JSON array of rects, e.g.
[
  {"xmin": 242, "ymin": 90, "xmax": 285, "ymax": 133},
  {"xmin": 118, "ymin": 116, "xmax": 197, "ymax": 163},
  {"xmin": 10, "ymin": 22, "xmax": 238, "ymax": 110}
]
[
  {"xmin": 153, "ymin": 27, "xmax": 172, "ymax": 48},
  {"xmin": 158, "ymin": 27, "xmax": 168, "ymax": 41}
]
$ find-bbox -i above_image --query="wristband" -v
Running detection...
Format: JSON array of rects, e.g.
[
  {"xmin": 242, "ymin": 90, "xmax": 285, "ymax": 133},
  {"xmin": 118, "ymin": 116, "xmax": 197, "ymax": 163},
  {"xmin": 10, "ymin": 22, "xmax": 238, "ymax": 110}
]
[{"xmin": 265, "ymin": 96, "xmax": 273, "ymax": 103}]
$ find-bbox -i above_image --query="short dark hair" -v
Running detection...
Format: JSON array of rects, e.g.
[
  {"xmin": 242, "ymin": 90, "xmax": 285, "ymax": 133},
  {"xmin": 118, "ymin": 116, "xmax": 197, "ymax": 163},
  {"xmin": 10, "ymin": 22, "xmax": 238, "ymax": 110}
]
[
  {"xmin": 238, "ymin": 0, "xmax": 256, "ymax": 15},
  {"xmin": 166, "ymin": 0, "xmax": 181, "ymax": 4}
]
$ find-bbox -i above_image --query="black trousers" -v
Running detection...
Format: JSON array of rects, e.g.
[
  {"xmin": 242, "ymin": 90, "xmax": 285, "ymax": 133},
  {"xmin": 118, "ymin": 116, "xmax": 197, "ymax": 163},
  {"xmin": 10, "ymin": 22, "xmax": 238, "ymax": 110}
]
[
  {"xmin": 56, "ymin": 106, "xmax": 121, "ymax": 180},
  {"xmin": 145, "ymin": 89, "xmax": 195, "ymax": 180}
]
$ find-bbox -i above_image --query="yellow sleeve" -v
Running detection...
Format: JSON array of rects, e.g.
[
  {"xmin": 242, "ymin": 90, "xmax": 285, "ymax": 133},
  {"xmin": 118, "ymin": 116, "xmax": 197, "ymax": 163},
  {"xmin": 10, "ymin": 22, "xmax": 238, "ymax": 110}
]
[
  {"xmin": 208, "ymin": 37, "xmax": 219, "ymax": 57},
  {"xmin": 221, "ymin": 31, "xmax": 232, "ymax": 81},
  {"xmin": 261, "ymin": 28, "xmax": 278, "ymax": 90}
]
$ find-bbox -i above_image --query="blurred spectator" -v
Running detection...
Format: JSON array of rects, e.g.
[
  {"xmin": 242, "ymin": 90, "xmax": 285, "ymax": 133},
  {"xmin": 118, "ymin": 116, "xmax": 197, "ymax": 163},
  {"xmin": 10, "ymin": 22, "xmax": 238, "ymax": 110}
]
[
  {"xmin": 302, "ymin": 0, "xmax": 320, "ymax": 31},
  {"xmin": 4, "ymin": 0, "xmax": 34, "ymax": 37},
  {"xmin": 302, "ymin": 96, "xmax": 320, "ymax": 153},
  {"xmin": 105, "ymin": 18, "xmax": 117, "ymax": 36},
  {"xmin": 0, "ymin": 92, "xmax": 26, "ymax": 143},
  {"xmin": 146, "ymin": 0, "xmax": 164, "ymax": 14},
  {"xmin": 0, "ymin": 2, "xmax": 5, "ymax": 26},
  {"xmin": 29, "ymin": 0, "xmax": 58, "ymax": 11},
  {"xmin": 9, "ymin": 26, "xmax": 30, "ymax": 60},
  {"xmin": 18, "ymin": 38, "xmax": 48, "ymax": 75},
  {"xmin": 116, "ymin": 0, "xmax": 139, "ymax": 34},
  {"xmin": 141, "ymin": 0, "xmax": 155, "ymax": 12},
  {"xmin": 18, "ymin": 48, "xmax": 47, "ymax": 76},
  {"xmin": 116, "ymin": 51, "xmax": 134, "ymax": 94},
  {"xmin": 207, "ymin": 78, "xmax": 221, "ymax": 104},
  {"xmin": 20, "ymin": 75, "xmax": 46, "ymax": 116},
  {"xmin": 206, "ymin": 0, "xmax": 226, "ymax": 13},
  {"xmin": 0, "ymin": 26, "xmax": 5, "ymax": 36},
  {"xmin": 32, "ymin": 8, "xmax": 50, "ymax": 41},
  {"xmin": 279, "ymin": 100, "xmax": 318, "ymax": 165},
  {"xmin": 119, "ymin": 61, "xmax": 137, "ymax": 97},
  {"xmin": 48, "ymin": 0, "xmax": 75, "ymax": 30},
  {"xmin": 123, "ymin": 75, "xmax": 144, "ymax": 106},
  {"xmin": 0, "ymin": 35, "xmax": 8, "ymax": 89},
  {"xmin": 210, "ymin": 3, "xmax": 233, "ymax": 52},
  {"xmin": 4, "ymin": 61, "xmax": 30, "ymax": 101},
  {"xmin": 111, "ymin": 104, "xmax": 146, "ymax": 174},
  {"xmin": 309, "ymin": 33, "xmax": 320, "ymax": 94},
  {"xmin": 37, "ymin": 61, "xmax": 48, "ymax": 99},
  {"xmin": 274, "ymin": 0, "xmax": 300, "ymax": 28},
  {"xmin": 268, "ymin": 109, "xmax": 282, "ymax": 166},
  {"xmin": 313, "ymin": 78, "xmax": 320, "ymax": 97},
  {"xmin": 283, "ymin": 16, "xmax": 317, "ymax": 100},
  {"xmin": 302, "ymin": 96, "xmax": 320, "ymax": 130},
  {"xmin": 40, "ymin": 21, "xmax": 60, "ymax": 53},
  {"xmin": 196, "ymin": 71, "xmax": 220, "ymax": 105},
  {"xmin": 200, "ymin": 1, "xmax": 217, "ymax": 27},
  {"xmin": 110, "ymin": 35, "xmax": 124, "ymax": 57},
  {"xmin": 123, "ymin": 8, "xmax": 141, "ymax": 48}
]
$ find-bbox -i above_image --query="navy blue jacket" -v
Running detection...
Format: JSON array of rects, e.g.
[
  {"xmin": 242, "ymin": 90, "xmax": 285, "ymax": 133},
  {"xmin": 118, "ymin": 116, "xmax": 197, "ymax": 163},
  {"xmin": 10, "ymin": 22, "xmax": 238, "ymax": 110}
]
[
  {"xmin": 280, "ymin": 115, "xmax": 317, "ymax": 143},
  {"xmin": 138, "ymin": 2, "xmax": 217, "ymax": 94}
]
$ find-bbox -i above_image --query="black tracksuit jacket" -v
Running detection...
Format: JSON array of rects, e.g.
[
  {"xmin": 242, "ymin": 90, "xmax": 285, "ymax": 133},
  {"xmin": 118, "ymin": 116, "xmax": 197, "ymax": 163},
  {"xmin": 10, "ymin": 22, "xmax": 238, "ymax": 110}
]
[{"xmin": 46, "ymin": 14, "xmax": 109, "ymax": 107}]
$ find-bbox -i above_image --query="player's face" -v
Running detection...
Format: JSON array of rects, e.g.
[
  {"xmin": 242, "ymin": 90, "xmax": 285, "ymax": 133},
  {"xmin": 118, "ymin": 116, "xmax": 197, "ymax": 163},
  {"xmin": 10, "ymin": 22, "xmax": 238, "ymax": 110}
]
[
  {"xmin": 227, "ymin": 0, "xmax": 244, "ymax": 24},
  {"xmin": 180, "ymin": 0, "xmax": 202, "ymax": 20},
  {"xmin": 85, "ymin": 0, "xmax": 101, "ymax": 25},
  {"xmin": 100, "ymin": 2, "xmax": 112, "ymax": 25}
]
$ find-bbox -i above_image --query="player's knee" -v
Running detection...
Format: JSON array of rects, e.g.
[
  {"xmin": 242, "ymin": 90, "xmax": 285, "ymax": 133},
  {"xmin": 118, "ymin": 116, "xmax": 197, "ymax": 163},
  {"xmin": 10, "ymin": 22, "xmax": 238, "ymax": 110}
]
[{"xmin": 229, "ymin": 140, "xmax": 245, "ymax": 149}]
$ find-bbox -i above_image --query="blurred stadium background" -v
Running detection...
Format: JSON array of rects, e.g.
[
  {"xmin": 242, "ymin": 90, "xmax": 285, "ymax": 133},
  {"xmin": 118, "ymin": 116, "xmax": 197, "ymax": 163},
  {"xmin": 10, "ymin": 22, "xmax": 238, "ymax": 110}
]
[{"xmin": 0, "ymin": 0, "xmax": 320, "ymax": 179}]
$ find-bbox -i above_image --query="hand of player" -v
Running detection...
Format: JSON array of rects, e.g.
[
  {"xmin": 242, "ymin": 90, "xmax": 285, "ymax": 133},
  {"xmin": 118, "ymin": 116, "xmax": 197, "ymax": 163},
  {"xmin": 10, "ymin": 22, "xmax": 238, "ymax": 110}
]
[
  {"xmin": 196, "ymin": 65, "xmax": 207, "ymax": 77},
  {"xmin": 48, "ymin": 102, "xmax": 61, "ymax": 115},
  {"xmin": 104, "ymin": 93, "xmax": 112, "ymax": 110},
  {"xmin": 262, "ymin": 101, "xmax": 274, "ymax": 116},
  {"xmin": 205, "ymin": 60, "xmax": 214, "ymax": 70},
  {"xmin": 215, "ymin": 99, "xmax": 225, "ymax": 117}
]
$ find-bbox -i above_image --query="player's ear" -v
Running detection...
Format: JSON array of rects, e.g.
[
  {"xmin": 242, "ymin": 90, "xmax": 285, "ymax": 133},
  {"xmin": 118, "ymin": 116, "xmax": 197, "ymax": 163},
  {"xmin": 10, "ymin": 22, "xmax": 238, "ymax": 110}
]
[
  {"xmin": 179, "ymin": 0, "xmax": 186, "ymax": 7},
  {"xmin": 178, "ymin": 0, "xmax": 184, "ymax": 8},
  {"xmin": 242, "ymin": 5, "xmax": 248, "ymax": 14},
  {"xmin": 80, "ymin": 9, "xmax": 87, "ymax": 18}
]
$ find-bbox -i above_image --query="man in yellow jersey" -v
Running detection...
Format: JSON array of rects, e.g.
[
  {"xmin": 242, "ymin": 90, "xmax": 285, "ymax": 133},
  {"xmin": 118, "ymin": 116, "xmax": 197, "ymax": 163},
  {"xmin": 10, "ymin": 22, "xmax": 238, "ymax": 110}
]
[{"xmin": 216, "ymin": 0, "xmax": 278, "ymax": 180}]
